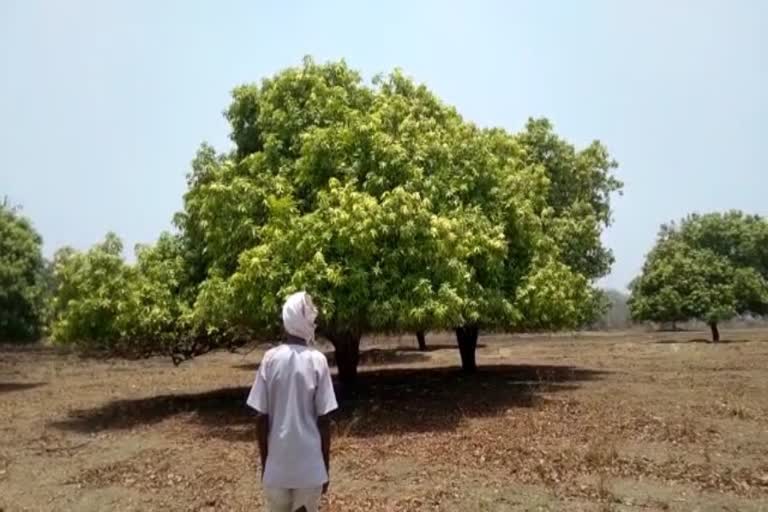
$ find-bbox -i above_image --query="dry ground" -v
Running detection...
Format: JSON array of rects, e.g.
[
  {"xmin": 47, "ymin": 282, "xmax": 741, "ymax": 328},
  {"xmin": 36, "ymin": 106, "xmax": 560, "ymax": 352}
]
[{"xmin": 2, "ymin": 328, "xmax": 768, "ymax": 511}]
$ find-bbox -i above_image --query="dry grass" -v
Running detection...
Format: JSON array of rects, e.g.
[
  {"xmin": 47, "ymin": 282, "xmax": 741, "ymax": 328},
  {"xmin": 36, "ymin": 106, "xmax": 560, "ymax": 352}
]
[{"xmin": 2, "ymin": 328, "xmax": 768, "ymax": 511}]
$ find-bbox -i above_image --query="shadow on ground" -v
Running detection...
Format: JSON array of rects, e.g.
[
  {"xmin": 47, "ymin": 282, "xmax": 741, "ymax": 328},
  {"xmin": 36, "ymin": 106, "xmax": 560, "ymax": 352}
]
[
  {"xmin": 232, "ymin": 346, "xmax": 457, "ymax": 371},
  {"xmin": 0, "ymin": 382, "xmax": 46, "ymax": 393},
  {"xmin": 391, "ymin": 343, "xmax": 487, "ymax": 353},
  {"xmin": 51, "ymin": 364, "xmax": 606, "ymax": 441},
  {"xmin": 655, "ymin": 338, "xmax": 751, "ymax": 345}
]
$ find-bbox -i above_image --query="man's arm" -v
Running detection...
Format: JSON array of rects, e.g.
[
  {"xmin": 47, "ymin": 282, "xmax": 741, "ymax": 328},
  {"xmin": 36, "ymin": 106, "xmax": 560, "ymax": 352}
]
[
  {"xmin": 255, "ymin": 413, "xmax": 269, "ymax": 478},
  {"xmin": 318, "ymin": 413, "xmax": 331, "ymax": 493},
  {"xmin": 314, "ymin": 353, "xmax": 338, "ymax": 494},
  {"xmin": 247, "ymin": 352, "xmax": 271, "ymax": 478}
]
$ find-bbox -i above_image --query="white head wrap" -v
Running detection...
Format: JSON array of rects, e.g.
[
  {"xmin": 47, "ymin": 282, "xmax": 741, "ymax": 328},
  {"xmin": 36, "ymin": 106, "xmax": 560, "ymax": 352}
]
[{"xmin": 282, "ymin": 291, "xmax": 318, "ymax": 342}]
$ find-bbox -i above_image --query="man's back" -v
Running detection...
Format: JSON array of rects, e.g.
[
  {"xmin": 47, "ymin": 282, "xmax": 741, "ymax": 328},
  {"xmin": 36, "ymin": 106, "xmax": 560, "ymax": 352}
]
[{"xmin": 247, "ymin": 343, "xmax": 337, "ymax": 489}]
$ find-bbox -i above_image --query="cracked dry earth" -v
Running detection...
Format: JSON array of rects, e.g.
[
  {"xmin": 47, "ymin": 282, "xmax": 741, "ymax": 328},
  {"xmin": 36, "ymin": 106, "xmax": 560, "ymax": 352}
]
[{"xmin": 2, "ymin": 329, "xmax": 768, "ymax": 511}]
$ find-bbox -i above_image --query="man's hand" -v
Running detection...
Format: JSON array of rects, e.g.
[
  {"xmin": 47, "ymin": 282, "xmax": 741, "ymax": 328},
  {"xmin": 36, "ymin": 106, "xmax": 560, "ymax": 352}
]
[
  {"xmin": 318, "ymin": 414, "xmax": 331, "ymax": 495},
  {"xmin": 255, "ymin": 413, "xmax": 269, "ymax": 480}
]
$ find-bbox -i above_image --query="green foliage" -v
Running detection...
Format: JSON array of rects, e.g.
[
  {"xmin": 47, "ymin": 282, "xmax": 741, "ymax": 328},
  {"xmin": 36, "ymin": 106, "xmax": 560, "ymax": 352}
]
[
  {"xmin": 116, "ymin": 233, "xmax": 195, "ymax": 356},
  {"xmin": 184, "ymin": 58, "xmax": 621, "ymax": 345},
  {"xmin": 50, "ymin": 233, "xmax": 130, "ymax": 348},
  {"xmin": 630, "ymin": 212, "xmax": 768, "ymax": 332},
  {"xmin": 515, "ymin": 118, "xmax": 621, "ymax": 280},
  {"xmin": 207, "ymin": 181, "xmax": 512, "ymax": 338},
  {"xmin": 673, "ymin": 211, "xmax": 768, "ymax": 280},
  {"xmin": 514, "ymin": 257, "xmax": 598, "ymax": 330},
  {"xmin": 50, "ymin": 233, "xmax": 207, "ymax": 361},
  {"xmin": 226, "ymin": 56, "xmax": 372, "ymax": 162},
  {"xmin": 176, "ymin": 148, "xmax": 293, "ymax": 276},
  {"xmin": 0, "ymin": 202, "xmax": 46, "ymax": 341},
  {"xmin": 53, "ymin": 57, "xmax": 621, "ymax": 372}
]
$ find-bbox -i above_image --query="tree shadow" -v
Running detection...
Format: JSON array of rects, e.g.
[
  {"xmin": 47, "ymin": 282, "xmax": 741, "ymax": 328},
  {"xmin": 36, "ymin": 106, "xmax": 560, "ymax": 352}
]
[
  {"xmin": 329, "ymin": 365, "xmax": 601, "ymax": 438},
  {"xmin": 326, "ymin": 348, "xmax": 430, "ymax": 367},
  {"xmin": 392, "ymin": 343, "xmax": 487, "ymax": 353},
  {"xmin": 50, "ymin": 364, "xmax": 606, "ymax": 441},
  {"xmin": 655, "ymin": 338, "xmax": 750, "ymax": 345},
  {"xmin": 232, "ymin": 346, "xmax": 431, "ymax": 371},
  {"xmin": 0, "ymin": 382, "xmax": 46, "ymax": 393}
]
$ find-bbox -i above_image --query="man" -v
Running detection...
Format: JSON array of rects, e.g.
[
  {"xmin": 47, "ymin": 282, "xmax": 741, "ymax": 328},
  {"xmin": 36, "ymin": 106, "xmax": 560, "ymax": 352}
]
[{"xmin": 247, "ymin": 291, "xmax": 338, "ymax": 512}]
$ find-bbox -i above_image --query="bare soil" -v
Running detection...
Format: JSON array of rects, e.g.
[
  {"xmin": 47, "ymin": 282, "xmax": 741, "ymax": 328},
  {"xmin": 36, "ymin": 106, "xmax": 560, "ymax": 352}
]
[{"xmin": 2, "ymin": 328, "xmax": 768, "ymax": 511}]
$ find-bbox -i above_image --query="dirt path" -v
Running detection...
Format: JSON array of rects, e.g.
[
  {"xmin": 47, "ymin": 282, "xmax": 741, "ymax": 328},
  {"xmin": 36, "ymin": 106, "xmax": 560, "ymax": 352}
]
[{"xmin": 2, "ymin": 329, "xmax": 768, "ymax": 511}]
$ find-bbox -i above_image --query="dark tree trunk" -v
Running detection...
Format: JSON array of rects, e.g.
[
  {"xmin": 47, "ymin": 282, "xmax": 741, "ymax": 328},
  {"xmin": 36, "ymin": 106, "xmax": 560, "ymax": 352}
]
[
  {"xmin": 455, "ymin": 325, "xmax": 479, "ymax": 373},
  {"xmin": 326, "ymin": 330, "xmax": 361, "ymax": 391},
  {"xmin": 416, "ymin": 330, "xmax": 427, "ymax": 351},
  {"xmin": 709, "ymin": 322, "xmax": 720, "ymax": 343}
]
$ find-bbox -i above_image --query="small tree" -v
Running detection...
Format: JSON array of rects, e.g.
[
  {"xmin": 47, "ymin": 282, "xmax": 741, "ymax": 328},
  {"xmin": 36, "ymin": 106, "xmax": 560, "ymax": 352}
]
[
  {"xmin": 630, "ymin": 213, "xmax": 768, "ymax": 342},
  {"xmin": 51, "ymin": 232, "xmax": 206, "ymax": 361},
  {"xmin": 117, "ymin": 232, "xmax": 203, "ymax": 362},
  {"xmin": 50, "ymin": 233, "xmax": 130, "ymax": 348},
  {"xmin": 0, "ymin": 201, "xmax": 46, "ymax": 341}
]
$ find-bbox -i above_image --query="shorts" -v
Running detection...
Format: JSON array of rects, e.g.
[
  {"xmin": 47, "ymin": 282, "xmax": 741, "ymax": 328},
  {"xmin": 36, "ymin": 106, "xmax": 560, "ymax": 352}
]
[{"xmin": 263, "ymin": 486, "xmax": 323, "ymax": 512}]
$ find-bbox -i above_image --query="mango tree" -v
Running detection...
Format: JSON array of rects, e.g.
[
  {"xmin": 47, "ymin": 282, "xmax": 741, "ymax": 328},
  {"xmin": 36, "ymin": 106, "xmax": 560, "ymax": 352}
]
[
  {"xmin": 184, "ymin": 58, "xmax": 621, "ymax": 385},
  {"xmin": 0, "ymin": 201, "xmax": 46, "ymax": 341},
  {"xmin": 50, "ymin": 232, "xmax": 209, "ymax": 362},
  {"xmin": 50, "ymin": 233, "xmax": 131, "ymax": 349},
  {"xmin": 53, "ymin": 58, "xmax": 622, "ymax": 387},
  {"xmin": 629, "ymin": 212, "xmax": 768, "ymax": 341}
]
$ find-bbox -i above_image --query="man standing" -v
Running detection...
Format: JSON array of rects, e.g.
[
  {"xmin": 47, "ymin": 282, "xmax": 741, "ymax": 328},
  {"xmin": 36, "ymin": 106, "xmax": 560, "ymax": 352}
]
[{"xmin": 247, "ymin": 291, "xmax": 338, "ymax": 512}]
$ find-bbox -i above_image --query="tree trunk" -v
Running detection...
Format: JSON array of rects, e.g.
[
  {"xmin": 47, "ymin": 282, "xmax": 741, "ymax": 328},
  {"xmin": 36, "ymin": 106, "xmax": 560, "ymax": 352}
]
[
  {"xmin": 416, "ymin": 330, "xmax": 427, "ymax": 351},
  {"xmin": 326, "ymin": 330, "xmax": 361, "ymax": 391},
  {"xmin": 709, "ymin": 322, "xmax": 720, "ymax": 343},
  {"xmin": 455, "ymin": 325, "xmax": 479, "ymax": 373}
]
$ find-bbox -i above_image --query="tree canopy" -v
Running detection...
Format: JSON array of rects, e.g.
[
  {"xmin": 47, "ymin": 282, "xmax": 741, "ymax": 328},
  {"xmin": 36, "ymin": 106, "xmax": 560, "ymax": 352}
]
[
  {"xmin": 180, "ymin": 58, "xmax": 621, "ymax": 383},
  {"xmin": 51, "ymin": 58, "xmax": 621, "ymax": 385},
  {"xmin": 629, "ymin": 211, "xmax": 768, "ymax": 341},
  {"xmin": 49, "ymin": 232, "xmax": 212, "ymax": 362},
  {"xmin": 50, "ymin": 233, "xmax": 132, "ymax": 348},
  {"xmin": 0, "ymin": 201, "xmax": 46, "ymax": 341}
]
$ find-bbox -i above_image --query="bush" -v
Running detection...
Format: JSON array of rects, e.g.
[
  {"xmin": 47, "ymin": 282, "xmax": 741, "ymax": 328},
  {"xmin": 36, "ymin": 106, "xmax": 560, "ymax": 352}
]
[{"xmin": 0, "ymin": 201, "xmax": 47, "ymax": 341}]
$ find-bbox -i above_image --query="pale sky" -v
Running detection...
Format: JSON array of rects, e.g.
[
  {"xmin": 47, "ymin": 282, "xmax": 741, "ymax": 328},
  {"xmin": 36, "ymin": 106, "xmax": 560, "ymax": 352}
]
[{"xmin": 1, "ymin": 0, "xmax": 766, "ymax": 290}]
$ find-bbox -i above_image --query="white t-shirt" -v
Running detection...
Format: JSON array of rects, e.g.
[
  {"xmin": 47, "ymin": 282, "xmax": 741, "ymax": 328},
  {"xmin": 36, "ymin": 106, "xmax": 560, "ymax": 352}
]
[{"xmin": 246, "ymin": 343, "xmax": 338, "ymax": 489}]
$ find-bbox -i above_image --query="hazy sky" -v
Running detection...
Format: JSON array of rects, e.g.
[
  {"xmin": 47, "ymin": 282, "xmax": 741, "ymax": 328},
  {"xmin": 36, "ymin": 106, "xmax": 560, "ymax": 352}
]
[{"xmin": 1, "ymin": 0, "xmax": 766, "ymax": 290}]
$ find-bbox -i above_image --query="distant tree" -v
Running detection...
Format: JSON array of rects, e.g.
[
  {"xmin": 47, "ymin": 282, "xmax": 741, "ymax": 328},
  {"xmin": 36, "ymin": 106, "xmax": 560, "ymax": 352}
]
[
  {"xmin": 629, "ymin": 212, "xmax": 768, "ymax": 342},
  {"xmin": 593, "ymin": 288, "xmax": 631, "ymax": 330},
  {"xmin": 50, "ymin": 232, "xmax": 211, "ymax": 362},
  {"xmin": 117, "ymin": 232, "xmax": 203, "ymax": 362},
  {"xmin": 0, "ymin": 201, "xmax": 46, "ymax": 341},
  {"xmin": 50, "ymin": 233, "xmax": 131, "ymax": 348},
  {"xmin": 674, "ymin": 211, "xmax": 768, "ymax": 280}
]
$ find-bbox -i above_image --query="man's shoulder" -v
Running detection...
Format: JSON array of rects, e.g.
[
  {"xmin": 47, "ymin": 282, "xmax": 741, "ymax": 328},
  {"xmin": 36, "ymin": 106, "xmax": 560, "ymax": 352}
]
[
  {"xmin": 263, "ymin": 344, "xmax": 327, "ymax": 359},
  {"xmin": 261, "ymin": 344, "xmax": 287, "ymax": 363},
  {"xmin": 306, "ymin": 347, "xmax": 330, "ymax": 365}
]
